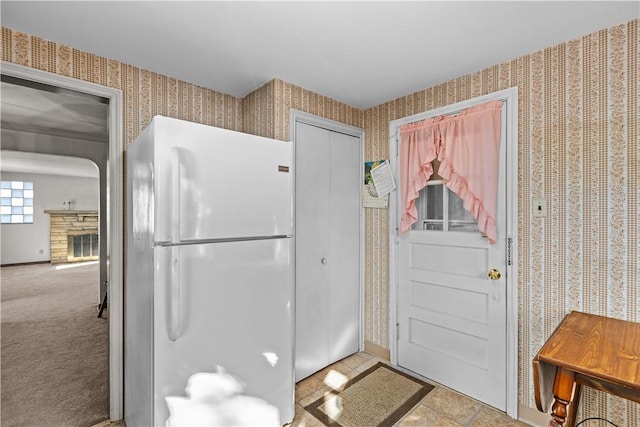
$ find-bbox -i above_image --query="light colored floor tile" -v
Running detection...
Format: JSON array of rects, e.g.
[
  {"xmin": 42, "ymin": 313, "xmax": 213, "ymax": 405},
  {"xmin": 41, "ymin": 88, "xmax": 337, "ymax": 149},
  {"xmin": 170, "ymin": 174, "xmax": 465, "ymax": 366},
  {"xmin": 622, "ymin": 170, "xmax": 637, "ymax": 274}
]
[
  {"xmin": 295, "ymin": 375, "xmax": 326, "ymax": 402},
  {"xmin": 312, "ymin": 360, "xmax": 352, "ymax": 382},
  {"xmin": 345, "ymin": 357, "xmax": 380, "ymax": 380},
  {"xmin": 469, "ymin": 406, "xmax": 529, "ymax": 427},
  {"xmin": 340, "ymin": 352, "xmax": 374, "ymax": 369},
  {"xmin": 397, "ymin": 404, "xmax": 464, "ymax": 427},
  {"xmin": 422, "ymin": 386, "xmax": 482, "ymax": 425},
  {"xmin": 297, "ymin": 385, "xmax": 333, "ymax": 408},
  {"xmin": 288, "ymin": 403, "xmax": 326, "ymax": 427}
]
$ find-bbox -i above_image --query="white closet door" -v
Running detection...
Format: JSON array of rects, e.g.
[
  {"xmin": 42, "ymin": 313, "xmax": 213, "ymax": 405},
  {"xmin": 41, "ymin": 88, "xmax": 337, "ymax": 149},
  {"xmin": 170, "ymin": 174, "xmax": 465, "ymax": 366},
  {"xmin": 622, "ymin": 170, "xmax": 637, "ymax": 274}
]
[
  {"xmin": 295, "ymin": 122, "xmax": 360, "ymax": 381},
  {"xmin": 295, "ymin": 123, "xmax": 331, "ymax": 381},
  {"xmin": 328, "ymin": 131, "xmax": 360, "ymax": 363}
]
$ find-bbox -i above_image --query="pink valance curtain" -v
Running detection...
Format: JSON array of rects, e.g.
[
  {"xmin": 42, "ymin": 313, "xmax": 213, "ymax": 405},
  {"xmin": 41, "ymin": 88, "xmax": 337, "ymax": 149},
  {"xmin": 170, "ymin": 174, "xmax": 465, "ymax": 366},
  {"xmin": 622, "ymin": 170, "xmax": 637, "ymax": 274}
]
[{"xmin": 399, "ymin": 100, "xmax": 502, "ymax": 243}]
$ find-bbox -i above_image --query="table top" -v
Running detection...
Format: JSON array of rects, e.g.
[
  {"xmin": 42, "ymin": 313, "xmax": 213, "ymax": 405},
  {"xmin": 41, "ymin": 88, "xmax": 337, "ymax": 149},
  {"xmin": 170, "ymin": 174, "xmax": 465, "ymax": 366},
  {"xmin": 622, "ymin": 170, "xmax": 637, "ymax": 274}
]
[{"xmin": 536, "ymin": 311, "xmax": 640, "ymax": 390}]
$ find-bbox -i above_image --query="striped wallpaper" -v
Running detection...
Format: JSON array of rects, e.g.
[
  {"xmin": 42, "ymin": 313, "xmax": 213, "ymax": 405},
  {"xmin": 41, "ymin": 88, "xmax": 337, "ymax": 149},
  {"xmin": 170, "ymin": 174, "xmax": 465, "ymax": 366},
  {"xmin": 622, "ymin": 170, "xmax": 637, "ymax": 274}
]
[
  {"xmin": 363, "ymin": 20, "xmax": 639, "ymax": 424},
  {"xmin": 243, "ymin": 77, "xmax": 362, "ymax": 139},
  {"xmin": 1, "ymin": 27, "xmax": 243, "ymax": 145},
  {"xmin": 2, "ymin": 18, "xmax": 638, "ymax": 423}
]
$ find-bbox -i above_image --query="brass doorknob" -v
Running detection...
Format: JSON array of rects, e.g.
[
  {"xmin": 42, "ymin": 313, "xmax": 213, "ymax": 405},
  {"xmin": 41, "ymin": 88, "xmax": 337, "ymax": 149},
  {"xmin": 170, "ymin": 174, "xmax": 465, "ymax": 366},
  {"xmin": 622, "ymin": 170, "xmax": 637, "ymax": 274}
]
[{"xmin": 488, "ymin": 268, "xmax": 501, "ymax": 280}]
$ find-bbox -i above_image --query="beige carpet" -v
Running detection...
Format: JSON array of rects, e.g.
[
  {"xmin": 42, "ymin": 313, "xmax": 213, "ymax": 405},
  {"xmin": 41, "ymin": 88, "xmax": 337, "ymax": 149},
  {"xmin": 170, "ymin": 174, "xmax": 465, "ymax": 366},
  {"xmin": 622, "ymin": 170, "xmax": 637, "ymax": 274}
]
[
  {"xmin": 1, "ymin": 262, "xmax": 109, "ymax": 427},
  {"xmin": 305, "ymin": 362, "xmax": 434, "ymax": 427}
]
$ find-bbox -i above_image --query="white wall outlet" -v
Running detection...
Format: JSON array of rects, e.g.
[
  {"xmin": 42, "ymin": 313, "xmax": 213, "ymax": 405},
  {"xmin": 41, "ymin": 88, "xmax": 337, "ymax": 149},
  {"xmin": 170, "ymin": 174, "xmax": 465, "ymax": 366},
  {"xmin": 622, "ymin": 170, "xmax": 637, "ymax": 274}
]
[{"xmin": 533, "ymin": 198, "xmax": 547, "ymax": 218}]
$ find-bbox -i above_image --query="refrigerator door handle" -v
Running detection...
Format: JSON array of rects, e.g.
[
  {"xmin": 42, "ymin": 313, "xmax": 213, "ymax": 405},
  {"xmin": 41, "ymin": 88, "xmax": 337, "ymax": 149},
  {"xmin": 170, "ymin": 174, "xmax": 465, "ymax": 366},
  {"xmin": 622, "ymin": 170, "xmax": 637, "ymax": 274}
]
[
  {"xmin": 169, "ymin": 147, "xmax": 183, "ymax": 341},
  {"xmin": 170, "ymin": 147, "xmax": 182, "ymax": 244},
  {"xmin": 168, "ymin": 245, "xmax": 181, "ymax": 341}
]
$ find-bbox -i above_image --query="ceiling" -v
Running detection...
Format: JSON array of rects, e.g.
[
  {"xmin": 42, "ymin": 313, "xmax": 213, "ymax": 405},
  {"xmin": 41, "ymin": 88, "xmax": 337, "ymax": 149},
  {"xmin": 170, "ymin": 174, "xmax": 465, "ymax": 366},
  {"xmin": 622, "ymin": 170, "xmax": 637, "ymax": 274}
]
[
  {"xmin": 1, "ymin": 78, "xmax": 109, "ymax": 143},
  {"xmin": 1, "ymin": 1, "xmax": 638, "ymax": 110},
  {"xmin": 0, "ymin": 78, "xmax": 108, "ymax": 177}
]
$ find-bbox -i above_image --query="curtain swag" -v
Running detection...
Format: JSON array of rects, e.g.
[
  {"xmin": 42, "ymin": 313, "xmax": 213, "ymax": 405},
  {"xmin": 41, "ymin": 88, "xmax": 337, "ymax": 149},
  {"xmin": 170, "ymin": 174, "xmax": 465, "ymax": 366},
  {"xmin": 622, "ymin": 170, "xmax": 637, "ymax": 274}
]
[{"xmin": 399, "ymin": 100, "xmax": 502, "ymax": 243}]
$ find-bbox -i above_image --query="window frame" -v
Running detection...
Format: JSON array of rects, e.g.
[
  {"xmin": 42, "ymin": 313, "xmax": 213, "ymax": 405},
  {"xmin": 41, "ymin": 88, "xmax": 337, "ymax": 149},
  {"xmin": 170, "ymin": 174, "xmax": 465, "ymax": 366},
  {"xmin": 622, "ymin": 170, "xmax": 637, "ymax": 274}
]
[{"xmin": 413, "ymin": 179, "xmax": 479, "ymax": 233}]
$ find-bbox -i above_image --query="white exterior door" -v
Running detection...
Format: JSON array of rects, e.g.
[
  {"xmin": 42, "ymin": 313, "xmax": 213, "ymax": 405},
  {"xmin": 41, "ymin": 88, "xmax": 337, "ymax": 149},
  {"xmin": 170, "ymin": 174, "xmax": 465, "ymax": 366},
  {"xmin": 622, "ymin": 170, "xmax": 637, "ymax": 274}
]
[
  {"xmin": 294, "ymin": 120, "xmax": 361, "ymax": 382},
  {"xmin": 396, "ymin": 103, "xmax": 509, "ymax": 411}
]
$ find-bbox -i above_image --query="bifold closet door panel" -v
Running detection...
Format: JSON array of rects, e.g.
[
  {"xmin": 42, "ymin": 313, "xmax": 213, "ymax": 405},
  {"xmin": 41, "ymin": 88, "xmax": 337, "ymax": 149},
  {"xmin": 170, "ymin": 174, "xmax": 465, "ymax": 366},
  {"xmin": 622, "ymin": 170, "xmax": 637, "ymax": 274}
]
[
  {"xmin": 294, "ymin": 123, "xmax": 330, "ymax": 381},
  {"xmin": 328, "ymin": 131, "xmax": 360, "ymax": 363}
]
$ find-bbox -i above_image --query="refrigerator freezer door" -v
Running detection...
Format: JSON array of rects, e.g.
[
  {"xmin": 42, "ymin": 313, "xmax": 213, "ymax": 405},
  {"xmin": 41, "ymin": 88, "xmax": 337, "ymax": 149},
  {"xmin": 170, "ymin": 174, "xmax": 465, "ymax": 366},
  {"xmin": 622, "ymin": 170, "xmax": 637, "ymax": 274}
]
[
  {"xmin": 153, "ymin": 238, "xmax": 295, "ymax": 426},
  {"xmin": 150, "ymin": 116, "xmax": 294, "ymax": 243}
]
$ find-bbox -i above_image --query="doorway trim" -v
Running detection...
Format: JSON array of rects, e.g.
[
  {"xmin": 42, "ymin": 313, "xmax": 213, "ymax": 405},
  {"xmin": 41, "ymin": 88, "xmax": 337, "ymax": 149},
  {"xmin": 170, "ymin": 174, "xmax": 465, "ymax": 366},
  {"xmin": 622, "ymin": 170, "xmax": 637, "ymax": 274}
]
[
  {"xmin": 289, "ymin": 110, "xmax": 366, "ymax": 351},
  {"xmin": 387, "ymin": 87, "xmax": 519, "ymax": 418},
  {"xmin": 2, "ymin": 61, "xmax": 124, "ymax": 421}
]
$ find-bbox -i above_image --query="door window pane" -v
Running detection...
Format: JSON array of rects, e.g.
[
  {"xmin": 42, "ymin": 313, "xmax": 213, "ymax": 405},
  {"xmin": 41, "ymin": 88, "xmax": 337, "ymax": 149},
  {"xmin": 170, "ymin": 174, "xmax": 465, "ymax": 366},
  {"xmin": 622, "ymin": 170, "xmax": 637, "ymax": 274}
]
[
  {"xmin": 411, "ymin": 181, "xmax": 478, "ymax": 234},
  {"xmin": 413, "ymin": 183, "xmax": 444, "ymax": 231},
  {"xmin": 447, "ymin": 189, "xmax": 479, "ymax": 232}
]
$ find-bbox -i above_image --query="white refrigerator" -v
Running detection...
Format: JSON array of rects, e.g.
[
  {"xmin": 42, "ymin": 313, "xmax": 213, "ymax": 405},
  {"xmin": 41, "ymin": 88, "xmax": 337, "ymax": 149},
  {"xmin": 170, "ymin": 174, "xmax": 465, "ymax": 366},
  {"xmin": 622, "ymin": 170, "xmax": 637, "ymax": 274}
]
[{"xmin": 125, "ymin": 116, "xmax": 295, "ymax": 426}]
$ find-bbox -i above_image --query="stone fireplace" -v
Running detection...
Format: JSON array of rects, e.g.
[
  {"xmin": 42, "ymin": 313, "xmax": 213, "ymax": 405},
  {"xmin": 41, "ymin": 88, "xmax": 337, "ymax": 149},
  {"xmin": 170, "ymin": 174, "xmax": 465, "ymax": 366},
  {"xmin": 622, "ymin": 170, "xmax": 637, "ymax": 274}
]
[{"xmin": 44, "ymin": 210, "xmax": 99, "ymax": 264}]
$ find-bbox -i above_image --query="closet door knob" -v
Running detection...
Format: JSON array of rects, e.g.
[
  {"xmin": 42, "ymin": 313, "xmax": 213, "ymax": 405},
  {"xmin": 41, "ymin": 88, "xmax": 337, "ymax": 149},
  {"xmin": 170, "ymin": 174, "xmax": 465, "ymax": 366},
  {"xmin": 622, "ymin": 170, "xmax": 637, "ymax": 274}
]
[{"xmin": 321, "ymin": 258, "xmax": 327, "ymax": 265}]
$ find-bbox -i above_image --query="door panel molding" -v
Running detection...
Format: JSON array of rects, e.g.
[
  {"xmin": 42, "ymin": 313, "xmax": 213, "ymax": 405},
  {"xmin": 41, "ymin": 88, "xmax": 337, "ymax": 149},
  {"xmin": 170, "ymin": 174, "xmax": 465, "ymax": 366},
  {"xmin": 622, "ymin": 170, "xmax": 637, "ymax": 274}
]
[{"xmin": 388, "ymin": 87, "xmax": 518, "ymax": 418}]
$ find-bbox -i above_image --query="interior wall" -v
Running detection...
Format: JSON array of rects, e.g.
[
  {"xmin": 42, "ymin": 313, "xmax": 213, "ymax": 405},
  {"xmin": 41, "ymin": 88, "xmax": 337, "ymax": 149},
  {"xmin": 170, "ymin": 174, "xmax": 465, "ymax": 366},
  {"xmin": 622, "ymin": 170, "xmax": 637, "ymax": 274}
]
[
  {"xmin": 1, "ymin": 27, "xmax": 243, "ymax": 149},
  {"xmin": 0, "ymin": 171, "xmax": 99, "ymax": 265},
  {"xmin": 364, "ymin": 19, "xmax": 639, "ymax": 424},
  {"xmin": 243, "ymin": 78, "xmax": 363, "ymax": 140}
]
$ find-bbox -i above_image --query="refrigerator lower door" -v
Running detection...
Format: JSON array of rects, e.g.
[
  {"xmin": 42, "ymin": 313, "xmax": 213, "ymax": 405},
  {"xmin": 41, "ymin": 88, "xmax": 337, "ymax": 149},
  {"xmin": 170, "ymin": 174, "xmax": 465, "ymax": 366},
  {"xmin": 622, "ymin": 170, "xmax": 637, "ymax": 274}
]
[{"xmin": 153, "ymin": 238, "xmax": 294, "ymax": 426}]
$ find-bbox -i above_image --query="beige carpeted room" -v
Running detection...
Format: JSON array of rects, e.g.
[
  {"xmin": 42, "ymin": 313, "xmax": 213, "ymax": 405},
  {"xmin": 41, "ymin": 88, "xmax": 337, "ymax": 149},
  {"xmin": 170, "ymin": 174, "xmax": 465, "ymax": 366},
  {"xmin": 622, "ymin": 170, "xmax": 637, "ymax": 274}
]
[{"xmin": 1, "ymin": 261, "xmax": 109, "ymax": 426}]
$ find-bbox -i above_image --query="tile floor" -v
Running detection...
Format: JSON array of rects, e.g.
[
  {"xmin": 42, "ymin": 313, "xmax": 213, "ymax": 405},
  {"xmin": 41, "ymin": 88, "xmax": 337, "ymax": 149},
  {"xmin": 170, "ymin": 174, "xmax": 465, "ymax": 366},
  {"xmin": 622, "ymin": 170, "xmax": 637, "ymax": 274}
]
[
  {"xmin": 93, "ymin": 352, "xmax": 529, "ymax": 427},
  {"xmin": 290, "ymin": 352, "xmax": 529, "ymax": 427}
]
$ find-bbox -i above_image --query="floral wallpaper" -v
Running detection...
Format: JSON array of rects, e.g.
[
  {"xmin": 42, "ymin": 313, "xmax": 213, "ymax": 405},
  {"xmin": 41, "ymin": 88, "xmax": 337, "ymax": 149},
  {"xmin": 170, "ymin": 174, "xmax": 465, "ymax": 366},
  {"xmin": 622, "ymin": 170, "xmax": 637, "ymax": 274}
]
[{"xmin": 2, "ymin": 17, "xmax": 638, "ymax": 423}]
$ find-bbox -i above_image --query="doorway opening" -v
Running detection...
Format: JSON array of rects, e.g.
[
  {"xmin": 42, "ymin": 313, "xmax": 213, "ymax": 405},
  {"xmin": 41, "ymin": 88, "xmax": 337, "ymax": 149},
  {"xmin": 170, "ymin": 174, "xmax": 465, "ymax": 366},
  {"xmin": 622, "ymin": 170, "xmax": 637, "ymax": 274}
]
[
  {"xmin": 0, "ymin": 153, "xmax": 106, "ymax": 425},
  {"xmin": 1, "ymin": 61, "xmax": 124, "ymax": 421}
]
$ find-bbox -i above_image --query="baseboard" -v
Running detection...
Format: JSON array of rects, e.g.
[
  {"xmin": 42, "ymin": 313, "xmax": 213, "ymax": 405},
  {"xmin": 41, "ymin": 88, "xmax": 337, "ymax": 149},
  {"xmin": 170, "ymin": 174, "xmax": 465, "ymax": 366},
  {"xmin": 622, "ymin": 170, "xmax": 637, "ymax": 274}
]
[
  {"xmin": 364, "ymin": 340, "xmax": 390, "ymax": 361},
  {"xmin": 1, "ymin": 260, "xmax": 50, "ymax": 267},
  {"xmin": 518, "ymin": 404, "xmax": 549, "ymax": 427}
]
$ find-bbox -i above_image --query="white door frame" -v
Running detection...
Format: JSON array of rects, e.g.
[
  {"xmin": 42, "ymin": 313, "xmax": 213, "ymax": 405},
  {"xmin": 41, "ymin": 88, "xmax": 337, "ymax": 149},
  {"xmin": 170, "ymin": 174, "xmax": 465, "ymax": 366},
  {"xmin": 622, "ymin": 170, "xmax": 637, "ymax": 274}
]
[
  {"xmin": 387, "ymin": 87, "xmax": 519, "ymax": 418},
  {"xmin": 289, "ymin": 110, "xmax": 366, "ymax": 351},
  {"xmin": 2, "ymin": 61, "xmax": 124, "ymax": 421}
]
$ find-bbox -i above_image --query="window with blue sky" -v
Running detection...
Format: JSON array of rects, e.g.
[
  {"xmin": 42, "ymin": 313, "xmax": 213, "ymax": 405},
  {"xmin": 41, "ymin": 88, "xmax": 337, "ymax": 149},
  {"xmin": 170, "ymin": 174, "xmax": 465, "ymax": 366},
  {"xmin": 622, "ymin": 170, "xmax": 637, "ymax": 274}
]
[{"xmin": 1, "ymin": 181, "xmax": 34, "ymax": 224}]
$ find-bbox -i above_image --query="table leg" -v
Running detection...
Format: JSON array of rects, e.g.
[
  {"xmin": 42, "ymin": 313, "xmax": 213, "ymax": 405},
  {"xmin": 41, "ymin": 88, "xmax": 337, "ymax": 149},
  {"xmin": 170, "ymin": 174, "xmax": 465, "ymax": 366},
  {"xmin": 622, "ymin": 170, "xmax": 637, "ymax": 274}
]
[
  {"xmin": 549, "ymin": 367, "xmax": 576, "ymax": 427},
  {"xmin": 566, "ymin": 382, "xmax": 582, "ymax": 427}
]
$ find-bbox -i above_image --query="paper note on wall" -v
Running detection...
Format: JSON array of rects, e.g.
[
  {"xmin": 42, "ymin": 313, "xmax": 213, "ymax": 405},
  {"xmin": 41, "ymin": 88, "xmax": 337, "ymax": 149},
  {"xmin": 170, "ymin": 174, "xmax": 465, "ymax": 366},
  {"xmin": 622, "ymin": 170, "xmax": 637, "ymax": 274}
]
[
  {"xmin": 370, "ymin": 160, "xmax": 396, "ymax": 198},
  {"xmin": 363, "ymin": 160, "xmax": 394, "ymax": 209}
]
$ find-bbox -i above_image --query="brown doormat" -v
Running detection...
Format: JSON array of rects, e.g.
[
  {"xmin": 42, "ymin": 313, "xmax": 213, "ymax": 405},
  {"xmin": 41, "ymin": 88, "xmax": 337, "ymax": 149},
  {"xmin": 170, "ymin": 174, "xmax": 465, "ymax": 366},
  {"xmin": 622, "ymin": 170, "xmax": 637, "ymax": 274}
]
[{"xmin": 304, "ymin": 362, "xmax": 434, "ymax": 427}]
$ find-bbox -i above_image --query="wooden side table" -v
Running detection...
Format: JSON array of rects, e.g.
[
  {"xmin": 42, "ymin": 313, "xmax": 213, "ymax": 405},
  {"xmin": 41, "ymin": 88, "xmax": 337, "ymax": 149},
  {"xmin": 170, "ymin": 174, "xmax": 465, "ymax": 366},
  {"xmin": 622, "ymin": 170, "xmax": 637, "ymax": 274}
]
[{"xmin": 532, "ymin": 311, "xmax": 640, "ymax": 427}]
